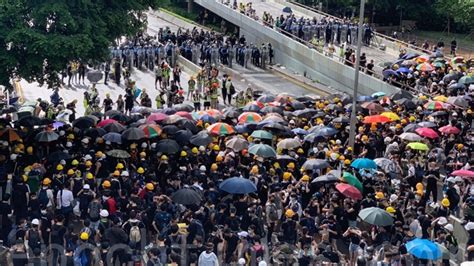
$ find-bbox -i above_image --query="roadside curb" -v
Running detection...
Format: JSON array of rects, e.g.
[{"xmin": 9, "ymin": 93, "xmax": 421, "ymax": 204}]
[{"xmin": 269, "ymin": 66, "xmax": 331, "ymax": 96}]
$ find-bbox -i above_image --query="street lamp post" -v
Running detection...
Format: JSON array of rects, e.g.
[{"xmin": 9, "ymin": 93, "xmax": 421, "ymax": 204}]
[{"xmin": 348, "ymin": 0, "xmax": 366, "ymax": 149}]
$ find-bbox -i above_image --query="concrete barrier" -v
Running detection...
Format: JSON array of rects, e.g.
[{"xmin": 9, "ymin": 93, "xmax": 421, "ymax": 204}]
[
  {"xmin": 194, "ymin": 0, "xmax": 401, "ymax": 96},
  {"xmin": 449, "ymin": 215, "xmax": 467, "ymax": 262},
  {"xmin": 177, "ymin": 55, "xmax": 201, "ymax": 74}
]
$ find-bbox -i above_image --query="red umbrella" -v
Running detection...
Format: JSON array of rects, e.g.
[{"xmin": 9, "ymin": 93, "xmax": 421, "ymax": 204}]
[
  {"xmin": 439, "ymin": 125, "xmax": 460, "ymax": 135},
  {"xmin": 147, "ymin": 113, "xmax": 168, "ymax": 123},
  {"xmin": 363, "ymin": 115, "xmax": 392, "ymax": 124},
  {"xmin": 451, "ymin": 169, "xmax": 474, "ymax": 178},
  {"xmin": 97, "ymin": 119, "xmax": 117, "ymax": 127},
  {"xmin": 336, "ymin": 183, "xmax": 362, "ymax": 200},
  {"xmin": 176, "ymin": 111, "xmax": 193, "ymax": 121},
  {"xmin": 415, "ymin": 127, "xmax": 439, "ymax": 139}
]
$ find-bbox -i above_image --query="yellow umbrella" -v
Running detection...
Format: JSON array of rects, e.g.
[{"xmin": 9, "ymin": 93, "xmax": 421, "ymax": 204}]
[
  {"xmin": 407, "ymin": 142, "xmax": 429, "ymax": 151},
  {"xmin": 433, "ymin": 95, "xmax": 448, "ymax": 102},
  {"xmin": 380, "ymin": 112, "xmax": 400, "ymax": 121}
]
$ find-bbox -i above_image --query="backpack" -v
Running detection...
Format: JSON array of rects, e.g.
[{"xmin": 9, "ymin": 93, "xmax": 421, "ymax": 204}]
[
  {"xmin": 89, "ymin": 202, "xmax": 100, "ymax": 221},
  {"xmin": 230, "ymin": 83, "xmax": 236, "ymax": 95},
  {"xmin": 129, "ymin": 224, "xmax": 141, "ymax": 243},
  {"xmin": 267, "ymin": 203, "xmax": 279, "ymax": 221},
  {"xmin": 38, "ymin": 188, "xmax": 49, "ymax": 208},
  {"xmin": 28, "ymin": 229, "xmax": 41, "ymax": 250},
  {"xmin": 193, "ymin": 220, "xmax": 205, "ymax": 238}
]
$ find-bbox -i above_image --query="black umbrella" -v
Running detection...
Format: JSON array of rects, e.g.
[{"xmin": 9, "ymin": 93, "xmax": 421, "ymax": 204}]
[
  {"xmin": 173, "ymin": 104, "xmax": 194, "ymax": 112},
  {"xmin": 332, "ymin": 116, "xmax": 350, "ymax": 123},
  {"xmin": 1, "ymin": 106, "xmax": 17, "ymax": 114},
  {"xmin": 156, "ymin": 139, "xmax": 180, "ymax": 154},
  {"xmin": 176, "ymin": 119, "xmax": 198, "ymax": 133},
  {"xmin": 257, "ymin": 95, "xmax": 276, "ymax": 103},
  {"xmin": 47, "ymin": 151, "xmax": 71, "ymax": 162},
  {"xmin": 162, "ymin": 125, "xmax": 179, "ymax": 135},
  {"xmin": 105, "ymin": 110, "xmax": 122, "ymax": 118},
  {"xmin": 39, "ymin": 118, "xmax": 55, "ymax": 125},
  {"xmin": 110, "ymin": 113, "xmax": 130, "ymax": 123},
  {"xmin": 290, "ymin": 101, "xmax": 305, "ymax": 110},
  {"xmin": 84, "ymin": 128, "xmax": 106, "ymax": 139},
  {"xmin": 395, "ymin": 98, "xmax": 416, "ymax": 110},
  {"xmin": 103, "ymin": 122, "xmax": 126, "ymax": 133},
  {"xmin": 294, "ymin": 108, "xmax": 318, "ymax": 119},
  {"xmin": 72, "ymin": 117, "xmax": 95, "ymax": 129},
  {"xmin": 262, "ymin": 122, "xmax": 286, "ymax": 131},
  {"xmin": 174, "ymin": 129, "xmax": 193, "ymax": 145},
  {"xmin": 312, "ymin": 173, "xmax": 340, "ymax": 184},
  {"xmin": 121, "ymin": 128, "xmax": 145, "ymax": 141},
  {"xmin": 190, "ymin": 131, "xmax": 213, "ymax": 146},
  {"xmin": 171, "ymin": 188, "xmax": 202, "ymax": 205},
  {"xmin": 430, "ymin": 111, "xmax": 448, "ymax": 117},
  {"xmin": 35, "ymin": 131, "xmax": 59, "ymax": 142},
  {"xmin": 106, "ymin": 149, "xmax": 131, "ymax": 159},
  {"xmin": 390, "ymin": 90, "xmax": 414, "ymax": 101},
  {"xmin": 261, "ymin": 106, "xmax": 284, "ymax": 115},
  {"xmin": 223, "ymin": 108, "xmax": 241, "ymax": 119},
  {"xmin": 16, "ymin": 115, "xmax": 42, "ymax": 127},
  {"xmin": 90, "ymin": 112, "xmax": 103, "ymax": 120},
  {"xmin": 403, "ymin": 124, "xmax": 421, "ymax": 133}
]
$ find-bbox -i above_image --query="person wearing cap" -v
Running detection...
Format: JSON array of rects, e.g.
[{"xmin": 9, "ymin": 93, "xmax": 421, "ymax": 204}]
[
  {"xmin": 77, "ymin": 184, "xmax": 95, "ymax": 220},
  {"xmin": 26, "ymin": 218, "xmax": 43, "ymax": 252},
  {"xmin": 38, "ymin": 178, "xmax": 55, "ymax": 209}
]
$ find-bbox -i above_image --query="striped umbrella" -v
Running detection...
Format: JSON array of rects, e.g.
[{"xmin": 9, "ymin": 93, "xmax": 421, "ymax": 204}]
[
  {"xmin": 423, "ymin": 101, "xmax": 445, "ymax": 110},
  {"xmin": 416, "ymin": 62, "xmax": 434, "ymax": 72},
  {"xmin": 238, "ymin": 112, "xmax": 263, "ymax": 124},
  {"xmin": 140, "ymin": 124, "xmax": 162, "ymax": 138},
  {"xmin": 415, "ymin": 55, "xmax": 430, "ymax": 63},
  {"xmin": 206, "ymin": 109, "xmax": 223, "ymax": 119},
  {"xmin": 207, "ymin": 122, "xmax": 235, "ymax": 136}
]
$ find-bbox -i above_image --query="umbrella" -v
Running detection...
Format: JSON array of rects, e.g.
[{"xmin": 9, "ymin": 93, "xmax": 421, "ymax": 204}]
[
  {"xmin": 415, "ymin": 127, "xmax": 439, "ymax": 139},
  {"xmin": 225, "ymin": 136, "xmax": 249, "ymax": 152},
  {"xmin": 147, "ymin": 113, "xmax": 168, "ymax": 123},
  {"xmin": 174, "ymin": 129, "xmax": 193, "ymax": 145},
  {"xmin": 292, "ymin": 128, "xmax": 308, "ymax": 135},
  {"xmin": 335, "ymin": 183, "xmax": 362, "ymax": 200},
  {"xmin": 361, "ymin": 102, "xmax": 385, "ymax": 112},
  {"xmin": 402, "ymin": 52, "xmax": 420, "ymax": 60},
  {"xmin": 140, "ymin": 124, "xmax": 162, "ymax": 138},
  {"xmin": 163, "ymin": 114, "xmax": 185, "ymax": 125},
  {"xmin": 156, "ymin": 139, "xmax": 180, "ymax": 154},
  {"xmin": 433, "ymin": 95, "xmax": 448, "ymax": 102},
  {"xmin": 198, "ymin": 113, "xmax": 216, "ymax": 124},
  {"xmin": 52, "ymin": 121, "xmax": 64, "ymax": 130},
  {"xmin": 417, "ymin": 121, "xmax": 437, "ymax": 128},
  {"xmin": 47, "ymin": 151, "xmax": 71, "ymax": 162},
  {"xmin": 312, "ymin": 173, "xmax": 339, "ymax": 184},
  {"xmin": 97, "ymin": 119, "xmax": 117, "ymax": 128},
  {"xmin": 310, "ymin": 126, "xmax": 338, "ymax": 137},
  {"xmin": 303, "ymin": 133, "xmax": 324, "ymax": 143},
  {"xmin": 432, "ymin": 61, "xmax": 445, "ymax": 68},
  {"xmin": 106, "ymin": 149, "xmax": 130, "ymax": 159},
  {"xmin": 72, "ymin": 117, "xmax": 96, "ymax": 129},
  {"xmin": 351, "ymin": 158, "xmax": 377, "ymax": 169},
  {"xmin": 416, "ymin": 62, "xmax": 434, "ymax": 72},
  {"xmin": 35, "ymin": 131, "xmax": 59, "ymax": 142},
  {"xmin": 332, "ymin": 116, "xmax": 350, "ymax": 123},
  {"xmin": 391, "ymin": 90, "xmax": 413, "ymax": 101},
  {"xmin": 282, "ymin": 6, "xmax": 292, "ymax": 13},
  {"xmin": 380, "ymin": 112, "xmax": 400, "ymax": 121},
  {"xmin": 109, "ymin": 113, "xmax": 130, "ymax": 123},
  {"xmin": 447, "ymin": 96, "xmax": 469, "ymax": 108},
  {"xmin": 277, "ymin": 138, "xmax": 301, "ymax": 150},
  {"xmin": 121, "ymin": 128, "xmax": 145, "ymax": 141},
  {"xmin": 395, "ymin": 98, "xmax": 416, "ymax": 110},
  {"xmin": 161, "ymin": 108, "xmax": 177, "ymax": 115},
  {"xmin": 242, "ymin": 103, "xmax": 262, "ymax": 112},
  {"xmin": 262, "ymin": 122, "xmax": 286, "ymax": 132},
  {"xmin": 451, "ymin": 169, "xmax": 474, "ymax": 178},
  {"xmin": 382, "ymin": 69, "xmax": 399, "ymax": 78},
  {"xmin": 448, "ymin": 83, "xmax": 465, "ymax": 90},
  {"xmin": 175, "ymin": 111, "xmax": 193, "ymax": 121},
  {"xmin": 257, "ymin": 95, "xmax": 276, "ymax": 103},
  {"xmin": 177, "ymin": 119, "xmax": 198, "ymax": 133},
  {"xmin": 403, "ymin": 123, "xmax": 421, "ymax": 132},
  {"xmin": 407, "ymin": 142, "xmax": 429, "ymax": 151},
  {"xmin": 439, "ymin": 125, "xmax": 460, "ymax": 135},
  {"xmin": 0, "ymin": 128, "xmax": 21, "ymax": 142},
  {"xmin": 451, "ymin": 56, "xmax": 465, "ymax": 65},
  {"xmin": 399, "ymin": 132, "xmax": 423, "ymax": 141},
  {"xmin": 161, "ymin": 125, "xmax": 179, "ymax": 135},
  {"xmin": 189, "ymin": 131, "xmax": 213, "ymax": 146},
  {"xmin": 219, "ymin": 177, "xmax": 257, "ymax": 194},
  {"xmin": 171, "ymin": 188, "xmax": 202, "ymax": 205},
  {"xmin": 103, "ymin": 122, "xmax": 126, "ymax": 133},
  {"xmin": 396, "ymin": 67, "xmax": 412, "ymax": 74},
  {"xmin": 459, "ymin": 75, "xmax": 474, "ymax": 85},
  {"xmin": 173, "ymin": 103, "xmax": 194, "ymax": 112},
  {"xmin": 293, "ymin": 109, "xmax": 318, "ymax": 119},
  {"xmin": 374, "ymin": 158, "xmax": 398, "ymax": 173},
  {"xmin": 342, "ymin": 172, "xmax": 363, "ymax": 192},
  {"xmin": 424, "ymin": 101, "xmax": 445, "ymax": 110},
  {"xmin": 223, "ymin": 108, "xmax": 241, "ymax": 119},
  {"xmin": 207, "ymin": 122, "xmax": 235, "ymax": 136},
  {"xmin": 290, "ymin": 101, "xmax": 305, "ymax": 110},
  {"xmin": 371, "ymin": 92, "xmax": 386, "ymax": 98},
  {"xmin": 1, "ymin": 106, "xmax": 18, "ymax": 115},
  {"xmin": 105, "ymin": 110, "xmax": 122, "ymax": 117},
  {"xmin": 363, "ymin": 115, "xmax": 391, "ymax": 124},
  {"xmin": 248, "ymin": 143, "xmax": 277, "ymax": 158},
  {"xmin": 84, "ymin": 128, "xmax": 106, "ymax": 139},
  {"xmin": 405, "ymin": 238, "xmax": 442, "ymax": 260},
  {"xmin": 103, "ymin": 132, "xmax": 122, "ymax": 144},
  {"xmin": 238, "ymin": 112, "xmax": 262, "ymax": 124},
  {"xmin": 358, "ymin": 207, "xmax": 394, "ymax": 226},
  {"xmin": 302, "ymin": 159, "xmax": 330, "ymax": 170},
  {"xmin": 251, "ymin": 130, "xmax": 273, "ymax": 140},
  {"xmin": 429, "ymin": 111, "xmax": 448, "ymax": 117},
  {"xmin": 205, "ymin": 109, "xmax": 223, "ymax": 119}
]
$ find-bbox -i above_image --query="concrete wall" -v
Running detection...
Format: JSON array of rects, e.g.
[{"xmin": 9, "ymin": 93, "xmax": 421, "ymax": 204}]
[{"xmin": 194, "ymin": 0, "xmax": 400, "ymax": 96}]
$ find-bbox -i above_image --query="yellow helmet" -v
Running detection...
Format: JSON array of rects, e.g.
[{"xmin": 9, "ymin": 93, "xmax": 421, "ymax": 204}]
[
  {"xmin": 273, "ymin": 162, "xmax": 280, "ymax": 169},
  {"xmin": 130, "ymin": 143, "xmax": 137, "ymax": 149},
  {"xmin": 301, "ymin": 175, "xmax": 310, "ymax": 182},
  {"xmin": 67, "ymin": 134, "xmax": 75, "ymax": 140},
  {"xmin": 457, "ymin": 144, "xmax": 464, "ymax": 150},
  {"xmin": 86, "ymin": 173, "xmax": 94, "ymax": 179},
  {"xmin": 26, "ymin": 146, "xmax": 33, "ymax": 154},
  {"xmin": 287, "ymin": 162, "xmax": 295, "ymax": 169},
  {"xmin": 161, "ymin": 155, "xmax": 168, "ymax": 161},
  {"xmin": 211, "ymin": 163, "xmax": 218, "ymax": 171},
  {"xmin": 80, "ymin": 232, "xmax": 89, "ymax": 241},
  {"xmin": 361, "ymin": 135, "xmax": 369, "ymax": 141},
  {"xmin": 137, "ymin": 167, "xmax": 145, "ymax": 174},
  {"xmin": 250, "ymin": 165, "xmax": 259, "ymax": 175},
  {"xmin": 386, "ymin": 206, "xmax": 396, "ymax": 214},
  {"xmin": 85, "ymin": 161, "xmax": 93, "ymax": 167},
  {"xmin": 339, "ymin": 155, "xmax": 345, "ymax": 161},
  {"xmin": 285, "ymin": 209, "xmax": 295, "ymax": 218},
  {"xmin": 67, "ymin": 169, "xmax": 75, "ymax": 176},
  {"xmin": 116, "ymin": 163, "xmax": 124, "ymax": 169},
  {"xmin": 344, "ymin": 159, "xmax": 351, "ymax": 165},
  {"xmin": 180, "ymin": 151, "xmax": 187, "ymax": 157},
  {"xmin": 401, "ymin": 119, "xmax": 407, "ymax": 125},
  {"xmin": 95, "ymin": 151, "xmax": 103, "ymax": 157},
  {"xmin": 139, "ymin": 152, "xmax": 146, "ymax": 158},
  {"xmin": 375, "ymin": 192, "xmax": 385, "ymax": 199},
  {"xmin": 441, "ymin": 198, "xmax": 450, "ymax": 207},
  {"xmin": 283, "ymin": 172, "xmax": 292, "ymax": 180},
  {"xmin": 56, "ymin": 164, "xmax": 64, "ymax": 171},
  {"xmin": 415, "ymin": 182, "xmax": 423, "ymax": 191},
  {"xmin": 42, "ymin": 178, "xmax": 52, "ymax": 185},
  {"xmin": 71, "ymin": 159, "xmax": 79, "ymax": 166},
  {"xmin": 102, "ymin": 180, "xmax": 111, "ymax": 188},
  {"xmin": 297, "ymin": 148, "xmax": 304, "ymax": 154},
  {"xmin": 409, "ymin": 116, "xmax": 416, "ymax": 122},
  {"xmin": 191, "ymin": 147, "xmax": 199, "ymax": 154},
  {"xmin": 146, "ymin": 183, "xmax": 154, "ymax": 191},
  {"xmin": 113, "ymin": 170, "xmax": 120, "ymax": 176},
  {"xmin": 213, "ymin": 145, "xmax": 220, "ymax": 151},
  {"xmin": 216, "ymin": 155, "xmax": 223, "ymax": 162}
]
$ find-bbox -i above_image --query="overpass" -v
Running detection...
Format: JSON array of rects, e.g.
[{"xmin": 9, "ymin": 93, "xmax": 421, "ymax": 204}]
[{"xmin": 193, "ymin": 0, "xmax": 403, "ymax": 96}]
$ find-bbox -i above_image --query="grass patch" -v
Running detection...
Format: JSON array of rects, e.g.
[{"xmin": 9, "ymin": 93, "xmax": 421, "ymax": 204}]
[
  {"xmin": 160, "ymin": 4, "xmax": 222, "ymax": 32},
  {"xmin": 410, "ymin": 30, "xmax": 474, "ymax": 56}
]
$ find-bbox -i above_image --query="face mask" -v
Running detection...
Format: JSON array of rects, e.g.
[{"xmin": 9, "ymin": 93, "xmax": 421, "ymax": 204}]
[{"xmin": 41, "ymin": 210, "xmax": 47, "ymax": 215}]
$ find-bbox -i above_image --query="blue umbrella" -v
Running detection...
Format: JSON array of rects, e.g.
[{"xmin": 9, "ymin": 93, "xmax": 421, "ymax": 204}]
[
  {"xmin": 235, "ymin": 124, "xmax": 252, "ymax": 134},
  {"xmin": 383, "ymin": 69, "xmax": 399, "ymax": 79},
  {"xmin": 310, "ymin": 126, "xmax": 338, "ymax": 137},
  {"xmin": 199, "ymin": 114, "xmax": 217, "ymax": 124},
  {"xmin": 406, "ymin": 238, "xmax": 442, "ymax": 260},
  {"xmin": 402, "ymin": 52, "xmax": 420, "ymax": 60},
  {"xmin": 351, "ymin": 158, "xmax": 377, "ymax": 169},
  {"xmin": 219, "ymin": 177, "xmax": 257, "ymax": 194},
  {"xmin": 282, "ymin": 6, "xmax": 292, "ymax": 13},
  {"xmin": 103, "ymin": 132, "xmax": 122, "ymax": 144},
  {"xmin": 292, "ymin": 128, "xmax": 308, "ymax": 135},
  {"xmin": 357, "ymin": 95, "xmax": 373, "ymax": 102},
  {"xmin": 397, "ymin": 67, "xmax": 412, "ymax": 74}
]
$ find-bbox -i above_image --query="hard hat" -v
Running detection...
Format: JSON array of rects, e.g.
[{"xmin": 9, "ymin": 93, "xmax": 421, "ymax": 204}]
[
  {"xmin": 32, "ymin": 218, "xmax": 40, "ymax": 225},
  {"xmin": 116, "ymin": 163, "xmax": 124, "ymax": 169},
  {"xmin": 375, "ymin": 192, "xmax": 385, "ymax": 199},
  {"xmin": 100, "ymin": 209, "xmax": 109, "ymax": 217},
  {"xmin": 285, "ymin": 209, "xmax": 295, "ymax": 218},
  {"xmin": 409, "ymin": 116, "xmax": 416, "ymax": 122},
  {"xmin": 95, "ymin": 151, "xmax": 103, "ymax": 157},
  {"xmin": 56, "ymin": 164, "xmax": 64, "ymax": 171},
  {"xmin": 80, "ymin": 232, "xmax": 89, "ymax": 241},
  {"xmin": 85, "ymin": 161, "xmax": 92, "ymax": 167},
  {"xmin": 86, "ymin": 173, "xmax": 94, "ymax": 179},
  {"xmin": 211, "ymin": 163, "xmax": 218, "ymax": 171},
  {"xmin": 339, "ymin": 155, "xmax": 345, "ymax": 161},
  {"xmin": 130, "ymin": 143, "xmax": 137, "ymax": 149},
  {"xmin": 457, "ymin": 144, "xmax": 464, "ymax": 150},
  {"xmin": 146, "ymin": 183, "xmax": 154, "ymax": 191},
  {"xmin": 191, "ymin": 147, "xmax": 198, "ymax": 154},
  {"xmin": 441, "ymin": 198, "xmax": 450, "ymax": 207},
  {"xmin": 273, "ymin": 162, "xmax": 280, "ymax": 169},
  {"xmin": 347, "ymin": 147, "xmax": 353, "ymax": 152},
  {"xmin": 216, "ymin": 155, "xmax": 223, "ymax": 162},
  {"xmin": 137, "ymin": 167, "xmax": 145, "ymax": 174},
  {"xmin": 26, "ymin": 146, "xmax": 33, "ymax": 154},
  {"xmin": 180, "ymin": 151, "xmax": 187, "ymax": 157},
  {"xmin": 42, "ymin": 178, "xmax": 51, "ymax": 185},
  {"xmin": 67, "ymin": 134, "xmax": 75, "ymax": 139},
  {"xmin": 250, "ymin": 165, "xmax": 259, "ymax": 175},
  {"xmin": 71, "ymin": 159, "xmax": 79, "ymax": 166},
  {"xmin": 283, "ymin": 172, "xmax": 292, "ymax": 181},
  {"xmin": 297, "ymin": 148, "xmax": 304, "ymax": 154},
  {"xmin": 161, "ymin": 155, "xmax": 168, "ymax": 161},
  {"xmin": 301, "ymin": 175, "xmax": 310, "ymax": 182},
  {"xmin": 344, "ymin": 159, "xmax": 351, "ymax": 165},
  {"xmin": 22, "ymin": 175, "xmax": 28, "ymax": 182},
  {"xmin": 386, "ymin": 206, "xmax": 396, "ymax": 214},
  {"xmin": 213, "ymin": 145, "xmax": 220, "ymax": 151},
  {"xmin": 287, "ymin": 162, "xmax": 295, "ymax": 169},
  {"xmin": 67, "ymin": 169, "xmax": 75, "ymax": 176},
  {"xmin": 139, "ymin": 152, "xmax": 146, "ymax": 158},
  {"xmin": 416, "ymin": 182, "xmax": 423, "ymax": 191},
  {"xmin": 102, "ymin": 180, "xmax": 111, "ymax": 188},
  {"xmin": 113, "ymin": 170, "xmax": 120, "ymax": 176}
]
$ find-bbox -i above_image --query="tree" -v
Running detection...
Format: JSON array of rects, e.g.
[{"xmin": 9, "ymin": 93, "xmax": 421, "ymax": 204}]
[
  {"xmin": 435, "ymin": 0, "xmax": 474, "ymax": 34},
  {"xmin": 0, "ymin": 0, "xmax": 161, "ymax": 89}
]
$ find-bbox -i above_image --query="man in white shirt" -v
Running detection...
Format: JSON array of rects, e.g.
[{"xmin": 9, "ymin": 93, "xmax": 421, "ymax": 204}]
[{"xmin": 56, "ymin": 184, "xmax": 74, "ymax": 225}]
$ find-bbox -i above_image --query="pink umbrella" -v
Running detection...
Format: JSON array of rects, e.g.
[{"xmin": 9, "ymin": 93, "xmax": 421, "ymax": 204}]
[
  {"xmin": 147, "ymin": 113, "xmax": 168, "ymax": 123},
  {"xmin": 176, "ymin": 111, "xmax": 194, "ymax": 121},
  {"xmin": 415, "ymin": 127, "xmax": 439, "ymax": 139},
  {"xmin": 451, "ymin": 169, "xmax": 474, "ymax": 178},
  {"xmin": 335, "ymin": 183, "xmax": 363, "ymax": 200},
  {"xmin": 97, "ymin": 119, "xmax": 117, "ymax": 127},
  {"xmin": 439, "ymin": 125, "xmax": 460, "ymax": 135}
]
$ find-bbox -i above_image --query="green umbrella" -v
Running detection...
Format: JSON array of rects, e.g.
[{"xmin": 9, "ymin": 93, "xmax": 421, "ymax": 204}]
[
  {"xmin": 248, "ymin": 143, "xmax": 277, "ymax": 158},
  {"xmin": 407, "ymin": 142, "xmax": 429, "ymax": 151},
  {"xmin": 251, "ymin": 130, "xmax": 273, "ymax": 140},
  {"xmin": 343, "ymin": 172, "xmax": 363, "ymax": 192},
  {"xmin": 458, "ymin": 75, "xmax": 474, "ymax": 85},
  {"xmin": 359, "ymin": 207, "xmax": 394, "ymax": 226}
]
